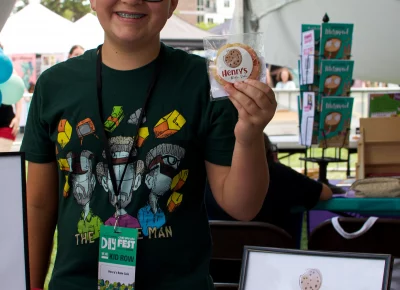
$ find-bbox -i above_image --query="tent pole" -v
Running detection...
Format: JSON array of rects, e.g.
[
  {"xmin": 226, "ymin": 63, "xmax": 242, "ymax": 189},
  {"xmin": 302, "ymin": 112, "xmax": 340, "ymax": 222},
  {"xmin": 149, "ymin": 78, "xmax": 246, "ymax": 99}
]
[{"xmin": 231, "ymin": 0, "xmax": 244, "ymax": 33}]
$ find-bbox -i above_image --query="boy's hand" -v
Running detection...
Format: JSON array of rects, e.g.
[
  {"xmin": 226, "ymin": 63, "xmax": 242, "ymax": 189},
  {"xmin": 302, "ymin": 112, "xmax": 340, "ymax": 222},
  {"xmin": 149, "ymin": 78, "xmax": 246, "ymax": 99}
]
[{"xmin": 224, "ymin": 79, "xmax": 277, "ymax": 146}]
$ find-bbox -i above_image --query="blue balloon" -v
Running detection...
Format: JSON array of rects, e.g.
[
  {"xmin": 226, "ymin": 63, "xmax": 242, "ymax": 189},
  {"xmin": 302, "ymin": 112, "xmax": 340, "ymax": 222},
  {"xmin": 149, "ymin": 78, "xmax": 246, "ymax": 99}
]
[{"xmin": 0, "ymin": 52, "xmax": 13, "ymax": 84}]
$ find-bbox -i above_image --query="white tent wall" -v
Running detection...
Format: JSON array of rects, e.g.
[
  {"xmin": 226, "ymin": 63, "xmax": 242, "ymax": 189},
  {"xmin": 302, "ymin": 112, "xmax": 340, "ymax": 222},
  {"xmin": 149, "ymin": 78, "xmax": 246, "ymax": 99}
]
[
  {"xmin": 235, "ymin": 0, "xmax": 400, "ymax": 84},
  {"xmin": 0, "ymin": 0, "xmax": 16, "ymax": 33}
]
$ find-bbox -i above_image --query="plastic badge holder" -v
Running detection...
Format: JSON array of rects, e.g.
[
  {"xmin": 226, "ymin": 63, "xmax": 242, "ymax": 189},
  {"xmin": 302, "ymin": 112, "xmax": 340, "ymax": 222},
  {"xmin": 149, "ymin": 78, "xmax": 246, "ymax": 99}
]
[{"xmin": 203, "ymin": 32, "xmax": 267, "ymax": 101}]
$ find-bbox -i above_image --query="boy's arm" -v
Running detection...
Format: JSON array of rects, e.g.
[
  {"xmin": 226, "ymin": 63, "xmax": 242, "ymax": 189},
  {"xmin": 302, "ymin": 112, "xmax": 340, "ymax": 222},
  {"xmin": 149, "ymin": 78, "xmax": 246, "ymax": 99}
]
[
  {"xmin": 206, "ymin": 134, "xmax": 268, "ymax": 221},
  {"xmin": 206, "ymin": 79, "xmax": 276, "ymax": 221},
  {"xmin": 27, "ymin": 161, "xmax": 59, "ymax": 288}
]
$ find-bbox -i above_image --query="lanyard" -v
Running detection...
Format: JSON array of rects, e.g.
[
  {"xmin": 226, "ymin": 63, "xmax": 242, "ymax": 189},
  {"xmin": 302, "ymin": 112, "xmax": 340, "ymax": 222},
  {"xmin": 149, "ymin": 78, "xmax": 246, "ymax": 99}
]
[{"xmin": 96, "ymin": 44, "xmax": 163, "ymax": 210}]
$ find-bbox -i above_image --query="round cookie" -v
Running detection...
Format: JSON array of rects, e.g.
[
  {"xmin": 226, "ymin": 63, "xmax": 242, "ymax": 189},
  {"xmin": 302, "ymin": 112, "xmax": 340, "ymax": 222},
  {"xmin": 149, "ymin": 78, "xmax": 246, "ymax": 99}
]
[{"xmin": 213, "ymin": 43, "xmax": 261, "ymax": 86}]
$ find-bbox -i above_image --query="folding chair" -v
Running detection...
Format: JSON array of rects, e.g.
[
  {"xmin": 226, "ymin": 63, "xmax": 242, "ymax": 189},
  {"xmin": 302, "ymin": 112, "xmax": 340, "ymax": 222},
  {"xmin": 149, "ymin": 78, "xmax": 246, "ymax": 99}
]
[
  {"xmin": 209, "ymin": 220, "xmax": 296, "ymax": 289},
  {"xmin": 309, "ymin": 217, "xmax": 400, "ymax": 290}
]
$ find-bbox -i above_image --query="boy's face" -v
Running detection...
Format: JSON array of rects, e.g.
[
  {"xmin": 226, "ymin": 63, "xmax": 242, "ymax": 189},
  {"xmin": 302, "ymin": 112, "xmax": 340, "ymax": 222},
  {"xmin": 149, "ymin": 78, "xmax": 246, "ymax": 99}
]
[{"xmin": 90, "ymin": 0, "xmax": 178, "ymax": 46}]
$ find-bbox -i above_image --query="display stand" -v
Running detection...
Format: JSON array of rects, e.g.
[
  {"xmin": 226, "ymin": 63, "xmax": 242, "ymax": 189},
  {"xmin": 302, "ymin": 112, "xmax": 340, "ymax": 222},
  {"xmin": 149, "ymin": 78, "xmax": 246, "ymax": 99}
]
[
  {"xmin": 298, "ymin": 14, "xmax": 353, "ymax": 194},
  {"xmin": 300, "ymin": 125, "xmax": 350, "ymax": 194}
]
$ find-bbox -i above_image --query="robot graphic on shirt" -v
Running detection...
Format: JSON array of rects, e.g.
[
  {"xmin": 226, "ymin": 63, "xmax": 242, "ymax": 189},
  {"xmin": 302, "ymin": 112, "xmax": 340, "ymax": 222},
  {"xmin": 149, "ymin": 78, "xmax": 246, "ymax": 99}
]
[
  {"xmin": 96, "ymin": 136, "xmax": 145, "ymax": 229},
  {"xmin": 138, "ymin": 143, "xmax": 185, "ymax": 236},
  {"xmin": 66, "ymin": 150, "xmax": 103, "ymax": 240}
]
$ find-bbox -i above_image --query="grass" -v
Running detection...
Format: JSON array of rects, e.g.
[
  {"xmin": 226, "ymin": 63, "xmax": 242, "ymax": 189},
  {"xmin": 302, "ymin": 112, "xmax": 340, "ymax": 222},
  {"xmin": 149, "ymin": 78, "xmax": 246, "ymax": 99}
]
[
  {"xmin": 278, "ymin": 147, "xmax": 357, "ymax": 180},
  {"xmin": 44, "ymin": 231, "xmax": 57, "ymax": 290},
  {"xmin": 43, "ymin": 148, "xmax": 356, "ymax": 287}
]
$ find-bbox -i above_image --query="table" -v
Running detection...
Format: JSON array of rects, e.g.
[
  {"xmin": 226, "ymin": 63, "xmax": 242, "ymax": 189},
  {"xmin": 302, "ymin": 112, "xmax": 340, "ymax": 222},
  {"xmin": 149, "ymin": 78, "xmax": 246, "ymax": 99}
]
[
  {"xmin": 268, "ymin": 135, "xmax": 358, "ymax": 153},
  {"xmin": 268, "ymin": 135, "xmax": 358, "ymax": 178},
  {"xmin": 314, "ymin": 196, "xmax": 400, "ymax": 215},
  {"xmin": 308, "ymin": 195, "xmax": 400, "ymax": 235}
]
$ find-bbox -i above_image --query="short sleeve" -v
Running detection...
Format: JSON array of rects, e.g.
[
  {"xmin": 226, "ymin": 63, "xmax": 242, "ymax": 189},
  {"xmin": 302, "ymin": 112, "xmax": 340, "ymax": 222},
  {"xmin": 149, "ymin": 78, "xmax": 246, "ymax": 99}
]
[
  {"xmin": 20, "ymin": 77, "xmax": 55, "ymax": 163},
  {"xmin": 201, "ymin": 98, "xmax": 238, "ymax": 166},
  {"xmin": 270, "ymin": 163, "xmax": 322, "ymax": 209}
]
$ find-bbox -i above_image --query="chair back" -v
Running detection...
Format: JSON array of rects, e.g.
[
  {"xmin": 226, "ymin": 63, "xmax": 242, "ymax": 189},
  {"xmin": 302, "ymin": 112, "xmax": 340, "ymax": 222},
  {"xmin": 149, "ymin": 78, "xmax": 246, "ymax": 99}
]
[
  {"xmin": 209, "ymin": 220, "xmax": 295, "ymax": 289},
  {"xmin": 309, "ymin": 217, "xmax": 400, "ymax": 257}
]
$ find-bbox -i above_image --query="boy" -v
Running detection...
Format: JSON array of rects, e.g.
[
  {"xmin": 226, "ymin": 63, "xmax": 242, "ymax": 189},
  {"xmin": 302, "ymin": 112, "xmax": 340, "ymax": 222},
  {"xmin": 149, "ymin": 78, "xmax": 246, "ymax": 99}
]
[{"xmin": 21, "ymin": 0, "xmax": 276, "ymax": 289}]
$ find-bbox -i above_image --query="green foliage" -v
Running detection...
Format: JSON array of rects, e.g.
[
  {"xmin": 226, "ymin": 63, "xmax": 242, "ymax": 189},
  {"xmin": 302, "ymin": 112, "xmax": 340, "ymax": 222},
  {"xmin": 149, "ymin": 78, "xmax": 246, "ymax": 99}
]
[
  {"xmin": 15, "ymin": 0, "xmax": 92, "ymax": 22},
  {"xmin": 196, "ymin": 22, "xmax": 218, "ymax": 31},
  {"xmin": 40, "ymin": 0, "xmax": 92, "ymax": 22},
  {"xmin": 14, "ymin": 0, "xmax": 29, "ymax": 13}
]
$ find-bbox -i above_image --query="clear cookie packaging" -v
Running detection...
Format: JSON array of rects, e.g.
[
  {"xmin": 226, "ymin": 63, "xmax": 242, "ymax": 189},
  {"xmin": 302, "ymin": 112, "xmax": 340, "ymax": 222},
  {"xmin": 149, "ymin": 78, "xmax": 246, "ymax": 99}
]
[{"xmin": 203, "ymin": 32, "xmax": 267, "ymax": 101}]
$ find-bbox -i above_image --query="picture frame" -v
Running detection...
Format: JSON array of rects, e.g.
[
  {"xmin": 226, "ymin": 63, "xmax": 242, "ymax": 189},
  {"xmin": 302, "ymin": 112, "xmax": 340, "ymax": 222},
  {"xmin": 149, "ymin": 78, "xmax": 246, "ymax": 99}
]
[
  {"xmin": 239, "ymin": 246, "xmax": 392, "ymax": 290},
  {"xmin": 0, "ymin": 152, "xmax": 30, "ymax": 289}
]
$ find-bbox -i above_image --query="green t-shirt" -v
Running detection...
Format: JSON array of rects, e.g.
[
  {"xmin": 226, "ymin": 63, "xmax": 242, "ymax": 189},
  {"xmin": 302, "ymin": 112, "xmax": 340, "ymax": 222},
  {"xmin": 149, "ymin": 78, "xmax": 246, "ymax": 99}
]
[{"xmin": 21, "ymin": 43, "xmax": 238, "ymax": 290}]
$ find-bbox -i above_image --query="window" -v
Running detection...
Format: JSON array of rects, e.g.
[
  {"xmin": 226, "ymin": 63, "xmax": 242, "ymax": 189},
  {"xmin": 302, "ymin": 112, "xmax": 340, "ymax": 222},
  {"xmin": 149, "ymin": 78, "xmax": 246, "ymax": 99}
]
[
  {"xmin": 224, "ymin": 0, "xmax": 230, "ymax": 8},
  {"xmin": 207, "ymin": 18, "xmax": 214, "ymax": 24},
  {"xmin": 197, "ymin": 0, "xmax": 204, "ymax": 10},
  {"xmin": 197, "ymin": 15, "xmax": 204, "ymax": 23}
]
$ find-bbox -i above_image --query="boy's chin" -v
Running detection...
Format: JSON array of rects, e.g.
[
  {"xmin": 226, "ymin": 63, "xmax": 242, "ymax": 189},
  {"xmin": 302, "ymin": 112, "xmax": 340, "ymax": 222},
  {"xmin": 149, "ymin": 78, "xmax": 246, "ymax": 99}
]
[{"xmin": 111, "ymin": 33, "xmax": 155, "ymax": 47}]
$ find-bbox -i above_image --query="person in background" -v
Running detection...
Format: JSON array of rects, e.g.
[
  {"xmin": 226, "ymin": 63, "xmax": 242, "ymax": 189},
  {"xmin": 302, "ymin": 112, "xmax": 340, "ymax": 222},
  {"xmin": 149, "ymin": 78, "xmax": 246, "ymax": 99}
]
[
  {"xmin": 275, "ymin": 67, "xmax": 296, "ymax": 89},
  {"xmin": 68, "ymin": 45, "xmax": 84, "ymax": 59},
  {"xmin": 205, "ymin": 133, "xmax": 333, "ymax": 243},
  {"xmin": 0, "ymin": 42, "xmax": 23, "ymax": 152},
  {"xmin": 266, "ymin": 64, "xmax": 273, "ymax": 87}
]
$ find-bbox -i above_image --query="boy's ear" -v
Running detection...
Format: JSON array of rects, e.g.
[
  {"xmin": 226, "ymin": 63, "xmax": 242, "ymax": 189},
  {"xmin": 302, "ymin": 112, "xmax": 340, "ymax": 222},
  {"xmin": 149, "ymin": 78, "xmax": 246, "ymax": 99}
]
[
  {"xmin": 90, "ymin": 0, "xmax": 97, "ymax": 11},
  {"xmin": 169, "ymin": 0, "xmax": 179, "ymax": 17}
]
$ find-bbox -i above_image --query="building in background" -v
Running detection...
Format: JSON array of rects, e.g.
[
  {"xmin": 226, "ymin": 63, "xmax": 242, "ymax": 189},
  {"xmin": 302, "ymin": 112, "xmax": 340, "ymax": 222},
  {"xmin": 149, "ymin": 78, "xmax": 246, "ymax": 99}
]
[
  {"xmin": 176, "ymin": 0, "xmax": 198, "ymax": 25},
  {"xmin": 176, "ymin": 0, "xmax": 235, "ymax": 26}
]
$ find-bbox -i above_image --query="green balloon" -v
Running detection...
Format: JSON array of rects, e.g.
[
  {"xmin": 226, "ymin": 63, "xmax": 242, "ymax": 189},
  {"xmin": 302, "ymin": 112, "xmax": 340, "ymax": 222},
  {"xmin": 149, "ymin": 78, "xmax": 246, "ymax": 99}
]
[{"xmin": 0, "ymin": 74, "xmax": 25, "ymax": 105}]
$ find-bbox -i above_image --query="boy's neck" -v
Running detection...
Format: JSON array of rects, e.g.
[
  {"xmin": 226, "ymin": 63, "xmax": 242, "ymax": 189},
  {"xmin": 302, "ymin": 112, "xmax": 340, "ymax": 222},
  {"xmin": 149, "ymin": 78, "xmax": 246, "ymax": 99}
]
[{"xmin": 101, "ymin": 38, "xmax": 161, "ymax": 71}]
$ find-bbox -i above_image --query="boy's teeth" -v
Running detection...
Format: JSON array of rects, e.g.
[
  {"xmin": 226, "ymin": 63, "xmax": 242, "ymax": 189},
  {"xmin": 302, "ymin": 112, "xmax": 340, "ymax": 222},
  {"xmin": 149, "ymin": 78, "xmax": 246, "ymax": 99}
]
[{"xmin": 117, "ymin": 12, "xmax": 145, "ymax": 19}]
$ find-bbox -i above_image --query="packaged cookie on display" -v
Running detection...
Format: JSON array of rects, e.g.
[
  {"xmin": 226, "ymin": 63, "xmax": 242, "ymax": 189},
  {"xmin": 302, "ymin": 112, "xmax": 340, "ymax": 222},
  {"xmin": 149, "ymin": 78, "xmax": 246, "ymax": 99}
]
[{"xmin": 203, "ymin": 32, "xmax": 267, "ymax": 101}]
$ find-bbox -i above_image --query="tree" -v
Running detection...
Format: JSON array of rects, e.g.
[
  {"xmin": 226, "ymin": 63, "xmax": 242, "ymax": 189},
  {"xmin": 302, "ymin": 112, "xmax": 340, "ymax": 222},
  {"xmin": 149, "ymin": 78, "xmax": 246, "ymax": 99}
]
[
  {"xmin": 40, "ymin": 0, "xmax": 92, "ymax": 22},
  {"xmin": 14, "ymin": 0, "xmax": 92, "ymax": 22},
  {"xmin": 14, "ymin": 0, "xmax": 29, "ymax": 13}
]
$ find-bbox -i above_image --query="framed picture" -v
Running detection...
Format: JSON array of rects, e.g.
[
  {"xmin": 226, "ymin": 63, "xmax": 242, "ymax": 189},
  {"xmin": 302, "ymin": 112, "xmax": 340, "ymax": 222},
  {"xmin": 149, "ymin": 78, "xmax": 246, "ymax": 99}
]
[
  {"xmin": 0, "ymin": 152, "xmax": 30, "ymax": 289},
  {"xmin": 239, "ymin": 246, "xmax": 392, "ymax": 290}
]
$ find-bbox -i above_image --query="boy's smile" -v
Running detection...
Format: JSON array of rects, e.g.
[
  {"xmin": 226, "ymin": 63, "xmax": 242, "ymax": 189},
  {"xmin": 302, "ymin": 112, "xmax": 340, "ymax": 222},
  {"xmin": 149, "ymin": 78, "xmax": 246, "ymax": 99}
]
[{"xmin": 91, "ymin": 0, "xmax": 178, "ymax": 49}]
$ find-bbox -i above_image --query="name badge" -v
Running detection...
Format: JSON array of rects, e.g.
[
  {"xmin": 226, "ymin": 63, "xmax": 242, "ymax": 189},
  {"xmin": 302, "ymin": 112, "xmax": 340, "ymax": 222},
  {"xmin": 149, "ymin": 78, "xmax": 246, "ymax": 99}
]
[{"xmin": 98, "ymin": 225, "xmax": 138, "ymax": 289}]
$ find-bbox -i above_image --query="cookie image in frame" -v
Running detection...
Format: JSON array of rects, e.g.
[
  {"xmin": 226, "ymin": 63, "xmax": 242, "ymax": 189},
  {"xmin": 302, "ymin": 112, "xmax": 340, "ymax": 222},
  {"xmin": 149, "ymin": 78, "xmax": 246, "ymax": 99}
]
[
  {"xmin": 212, "ymin": 43, "xmax": 261, "ymax": 86},
  {"xmin": 299, "ymin": 268, "xmax": 323, "ymax": 290}
]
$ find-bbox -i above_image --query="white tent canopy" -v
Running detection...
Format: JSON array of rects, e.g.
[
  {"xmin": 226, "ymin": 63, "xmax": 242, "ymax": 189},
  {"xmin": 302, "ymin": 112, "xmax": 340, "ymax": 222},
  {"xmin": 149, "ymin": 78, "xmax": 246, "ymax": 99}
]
[
  {"xmin": 71, "ymin": 13, "xmax": 214, "ymax": 51},
  {"xmin": 0, "ymin": 3, "xmax": 74, "ymax": 55},
  {"xmin": 72, "ymin": 13, "xmax": 104, "ymax": 51},
  {"xmin": 236, "ymin": 0, "xmax": 400, "ymax": 84}
]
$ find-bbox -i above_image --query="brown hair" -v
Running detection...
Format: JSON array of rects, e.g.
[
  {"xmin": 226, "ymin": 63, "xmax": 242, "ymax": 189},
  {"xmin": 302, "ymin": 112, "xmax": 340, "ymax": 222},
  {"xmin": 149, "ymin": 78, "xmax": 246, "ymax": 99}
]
[
  {"xmin": 69, "ymin": 45, "xmax": 84, "ymax": 56},
  {"xmin": 277, "ymin": 68, "xmax": 294, "ymax": 82}
]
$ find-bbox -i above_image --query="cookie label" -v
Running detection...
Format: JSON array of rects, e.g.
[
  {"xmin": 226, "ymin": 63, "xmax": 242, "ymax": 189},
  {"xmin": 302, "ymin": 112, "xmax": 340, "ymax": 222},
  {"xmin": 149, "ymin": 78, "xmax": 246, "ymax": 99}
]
[{"xmin": 216, "ymin": 46, "xmax": 254, "ymax": 83}]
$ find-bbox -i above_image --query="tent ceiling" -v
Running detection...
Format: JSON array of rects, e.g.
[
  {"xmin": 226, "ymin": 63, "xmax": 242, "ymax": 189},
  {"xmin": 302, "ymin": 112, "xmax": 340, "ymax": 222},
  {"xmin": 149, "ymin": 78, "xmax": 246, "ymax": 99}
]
[{"xmin": 242, "ymin": 0, "xmax": 400, "ymax": 83}]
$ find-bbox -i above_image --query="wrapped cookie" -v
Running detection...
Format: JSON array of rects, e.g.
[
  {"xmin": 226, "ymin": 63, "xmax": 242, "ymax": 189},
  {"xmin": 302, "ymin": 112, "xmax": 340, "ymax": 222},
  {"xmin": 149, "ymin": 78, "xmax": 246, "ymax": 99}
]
[
  {"xmin": 203, "ymin": 32, "xmax": 267, "ymax": 101},
  {"xmin": 299, "ymin": 268, "xmax": 322, "ymax": 290}
]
